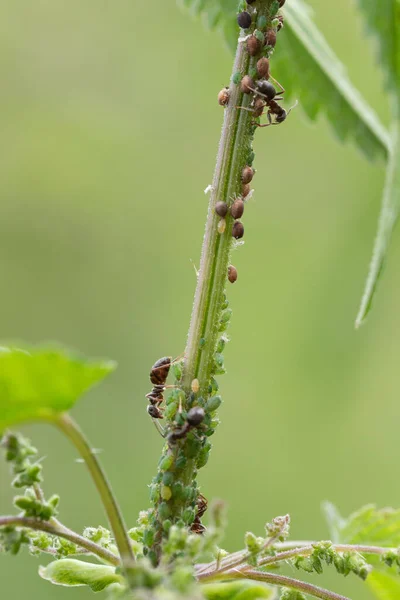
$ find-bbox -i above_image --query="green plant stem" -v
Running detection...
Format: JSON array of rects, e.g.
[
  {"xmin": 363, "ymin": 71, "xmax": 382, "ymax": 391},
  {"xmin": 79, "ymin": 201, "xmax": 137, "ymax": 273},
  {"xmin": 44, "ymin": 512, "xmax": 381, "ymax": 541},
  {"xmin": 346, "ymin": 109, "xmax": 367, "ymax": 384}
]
[
  {"xmin": 0, "ymin": 515, "xmax": 119, "ymax": 566},
  {"xmin": 214, "ymin": 569, "xmax": 351, "ymax": 600},
  {"xmin": 56, "ymin": 413, "xmax": 134, "ymax": 569},
  {"xmin": 147, "ymin": 0, "xmax": 275, "ymax": 560},
  {"xmin": 197, "ymin": 541, "xmax": 396, "ymax": 578}
]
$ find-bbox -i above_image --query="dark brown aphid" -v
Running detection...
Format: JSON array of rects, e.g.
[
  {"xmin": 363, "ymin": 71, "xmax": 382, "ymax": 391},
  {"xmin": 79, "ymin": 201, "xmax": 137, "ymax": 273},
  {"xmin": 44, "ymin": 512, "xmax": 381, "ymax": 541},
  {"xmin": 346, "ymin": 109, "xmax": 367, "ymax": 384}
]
[
  {"xmin": 237, "ymin": 11, "xmax": 252, "ymax": 29},
  {"xmin": 231, "ymin": 199, "xmax": 245, "ymax": 219},
  {"xmin": 252, "ymin": 97, "xmax": 265, "ymax": 118},
  {"xmin": 228, "ymin": 265, "xmax": 238, "ymax": 284},
  {"xmin": 278, "ymin": 0, "xmax": 286, "ymax": 6},
  {"xmin": 167, "ymin": 407, "xmax": 205, "ymax": 444},
  {"xmin": 246, "ymin": 0, "xmax": 256, "ymax": 3},
  {"xmin": 247, "ymin": 35, "xmax": 261, "ymax": 57},
  {"xmin": 242, "ymin": 183, "xmax": 251, "ymax": 197},
  {"xmin": 241, "ymin": 166, "xmax": 254, "ymax": 184},
  {"xmin": 146, "ymin": 356, "xmax": 172, "ymax": 419},
  {"xmin": 215, "ymin": 201, "xmax": 228, "ymax": 217},
  {"xmin": 265, "ymin": 28, "xmax": 277, "ymax": 47},
  {"xmin": 256, "ymin": 57, "xmax": 270, "ymax": 79},
  {"xmin": 218, "ymin": 87, "xmax": 230, "ymax": 106},
  {"xmin": 240, "ymin": 75, "xmax": 255, "ymax": 94},
  {"xmin": 232, "ymin": 221, "xmax": 244, "ymax": 239}
]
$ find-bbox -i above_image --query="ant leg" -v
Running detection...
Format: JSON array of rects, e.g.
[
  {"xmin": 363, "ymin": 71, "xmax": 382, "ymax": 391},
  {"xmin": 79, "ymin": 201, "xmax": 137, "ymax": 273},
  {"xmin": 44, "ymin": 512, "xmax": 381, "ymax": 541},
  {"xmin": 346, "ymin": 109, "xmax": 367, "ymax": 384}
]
[
  {"xmin": 151, "ymin": 418, "xmax": 166, "ymax": 438},
  {"xmin": 236, "ymin": 106, "xmax": 255, "ymax": 113},
  {"xmin": 269, "ymin": 75, "xmax": 285, "ymax": 95}
]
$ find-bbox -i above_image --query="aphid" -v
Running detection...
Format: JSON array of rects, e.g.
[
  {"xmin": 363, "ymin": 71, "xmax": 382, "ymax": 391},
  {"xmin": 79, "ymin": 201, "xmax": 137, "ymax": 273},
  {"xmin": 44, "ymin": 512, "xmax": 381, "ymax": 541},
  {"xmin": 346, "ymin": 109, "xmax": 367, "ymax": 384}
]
[
  {"xmin": 256, "ymin": 57, "xmax": 270, "ymax": 79},
  {"xmin": 247, "ymin": 35, "xmax": 261, "ymax": 57},
  {"xmin": 279, "ymin": 0, "xmax": 286, "ymax": 6},
  {"xmin": 217, "ymin": 218, "xmax": 226, "ymax": 234},
  {"xmin": 190, "ymin": 493, "xmax": 208, "ymax": 535},
  {"xmin": 218, "ymin": 87, "xmax": 230, "ymax": 106},
  {"xmin": 240, "ymin": 75, "xmax": 255, "ymax": 95},
  {"xmin": 242, "ymin": 183, "xmax": 251, "ymax": 197},
  {"xmin": 237, "ymin": 11, "xmax": 252, "ymax": 29},
  {"xmin": 277, "ymin": 14, "xmax": 284, "ymax": 31},
  {"xmin": 241, "ymin": 166, "xmax": 254, "ymax": 184},
  {"xmin": 232, "ymin": 221, "xmax": 244, "ymax": 239},
  {"xmin": 191, "ymin": 378, "xmax": 200, "ymax": 394},
  {"xmin": 246, "ymin": 0, "xmax": 256, "ymax": 3},
  {"xmin": 215, "ymin": 201, "xmax": 228, "ymax": 217},
  {"xmin": 228, "ymin": 265, "xmax": 238, "ymax": 284},
  {"xmin": 167, "ymin": 407, "xmax": 205, "ymax": 444},
  {"xmin": 265, "ymin": 28, "xmax": 277, "ymax": 47},
  {"xmin": 230, "ymin": 199, "xmax": 245, "ymax": 219}
]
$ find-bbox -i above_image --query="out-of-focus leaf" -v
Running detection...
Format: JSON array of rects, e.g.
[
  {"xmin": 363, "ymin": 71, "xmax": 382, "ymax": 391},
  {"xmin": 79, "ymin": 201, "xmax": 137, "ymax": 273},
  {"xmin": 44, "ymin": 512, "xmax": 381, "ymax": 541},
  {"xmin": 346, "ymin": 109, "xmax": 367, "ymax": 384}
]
[
  {"xmin": 355, "ymin": 1, "xmax": 400, "ymax": 94},
  {"xmin": 368, "ymin": 570, "xmax": 400, "ymax": 600},
  {"xmin": 177, "ymin": 0, "xmax": 390, "ymax": 161},
  {"xmin": 39, "ymin": 559, "xmax": 122, "ymax": 592},
  {"xmin": 275, "ymin": 0, "xmax": 390, "ymax": 161},
  {"xmin": 356, "ymin": 119, "xmax": 400, "ymax": 326},
  {"xmin": 0, "ymin": 345, "xmax": 116, "ymax": 432},
  {"xmin": 322, "ymin": 503, "xmax": 400, "ymax": 548},
  {"xmin": 202, "ymin": 580, "xmax": 277, "ymax": 600}
]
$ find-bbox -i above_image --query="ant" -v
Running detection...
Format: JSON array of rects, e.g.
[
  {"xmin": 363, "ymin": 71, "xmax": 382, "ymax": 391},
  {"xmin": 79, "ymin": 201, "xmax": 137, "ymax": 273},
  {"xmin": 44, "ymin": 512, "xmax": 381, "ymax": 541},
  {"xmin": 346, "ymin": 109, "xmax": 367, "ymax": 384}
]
[
  {"xmin": 146, "ymin": 354, "xmax": 184, "ymax": 435},
  {"xmin": 167, "ymin": 407, "xmax": 205, "ymax": 445},
  {"xmin": 240, "ymin": 76, "xmax": 296, "ymax": 127},
  {"xmin": 190, "ymin": 493, "xmax": 208, "ymax": 535}
]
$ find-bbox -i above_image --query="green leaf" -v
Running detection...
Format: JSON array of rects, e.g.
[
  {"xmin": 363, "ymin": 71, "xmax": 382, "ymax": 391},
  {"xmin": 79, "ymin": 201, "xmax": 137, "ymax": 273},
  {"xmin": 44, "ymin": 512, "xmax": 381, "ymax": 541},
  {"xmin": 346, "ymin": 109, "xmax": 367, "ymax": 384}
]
[
  {"xmin": 275, "ymin": 0, "xmax": 390, "ymax": 161},
  {"xmin": 177, "ymin": 0, "xmax": 390, "ymax": 161},
  {"xmin": 202, "ymin": 580, "xmax": 277, "ymax": 600},
  {"xmin": 367, "ymin": 570, "xmax": 400, "ymax": 600},
  {"xmin": 322, "ymin": 503, "xmax": 400, "ymax": 547},
  {"xmin": 355, "ymin": 1, "xmax": 400, "ymax": 94},
  {"xmin": 0, "ymin": 345, "xmax": 116, "ymax": 432},
  {"xmin": 39, "ymin": 559, "xmax": 122, "ymax": 592},
  {"xmin": 355, "ymin": 119, "xmax": 400, "ymax": 327}
]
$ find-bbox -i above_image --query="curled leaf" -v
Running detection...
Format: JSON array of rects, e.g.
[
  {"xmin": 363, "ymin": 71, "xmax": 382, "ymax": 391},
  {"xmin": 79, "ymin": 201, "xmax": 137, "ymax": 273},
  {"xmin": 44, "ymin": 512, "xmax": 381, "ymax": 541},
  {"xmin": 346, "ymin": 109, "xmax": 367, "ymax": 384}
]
[{"xmin": 39, "ymin": 559, "xmax": 122, "ymax": 592}]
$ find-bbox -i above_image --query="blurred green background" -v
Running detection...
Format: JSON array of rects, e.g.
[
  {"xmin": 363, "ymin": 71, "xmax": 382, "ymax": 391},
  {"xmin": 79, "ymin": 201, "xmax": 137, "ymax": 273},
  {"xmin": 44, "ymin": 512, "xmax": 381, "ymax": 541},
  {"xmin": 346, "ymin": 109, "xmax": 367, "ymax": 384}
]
[{"xmin": 0, "ymin": 1, "xmax": 398, "ymax": 599}]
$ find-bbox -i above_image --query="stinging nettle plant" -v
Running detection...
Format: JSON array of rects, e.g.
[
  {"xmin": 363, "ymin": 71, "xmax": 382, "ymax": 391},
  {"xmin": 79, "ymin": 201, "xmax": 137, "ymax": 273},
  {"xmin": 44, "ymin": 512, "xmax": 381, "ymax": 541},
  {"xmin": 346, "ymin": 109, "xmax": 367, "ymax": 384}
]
[{"xmin": 1, "ymin": 1, "xmax": 400, "ymax": 599}]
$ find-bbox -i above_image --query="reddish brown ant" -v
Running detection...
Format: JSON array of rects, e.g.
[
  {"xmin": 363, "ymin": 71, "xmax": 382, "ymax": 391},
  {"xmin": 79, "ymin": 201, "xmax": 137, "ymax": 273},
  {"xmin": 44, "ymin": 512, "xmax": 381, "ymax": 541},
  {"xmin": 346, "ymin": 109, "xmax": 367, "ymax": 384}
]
[
  {"xmin": 239, "ymin": 76, "xmax": 296, "ymax": 127},
  {"xmin": 167, "ymin": 407, "xmax": 205, "ymax": 445},
  {"xmin": 190, "ymin": 493, "xmax": 208, "ymax": 535}
]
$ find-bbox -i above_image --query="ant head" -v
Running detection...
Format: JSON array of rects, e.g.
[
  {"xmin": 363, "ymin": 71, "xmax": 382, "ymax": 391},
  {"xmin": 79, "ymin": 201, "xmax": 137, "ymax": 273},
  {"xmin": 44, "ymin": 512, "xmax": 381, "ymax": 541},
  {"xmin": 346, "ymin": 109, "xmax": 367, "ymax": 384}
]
[
  {"xmin": 147, "ymin": 405, "xmax": 163, "ymax": 419},
  {"xmin": 256, "ymin": 80, "xmax": 276, "ymax": 101},
  {"xmin": 275, "ymin": 109, "xmax": 287, "ymax": 123}
]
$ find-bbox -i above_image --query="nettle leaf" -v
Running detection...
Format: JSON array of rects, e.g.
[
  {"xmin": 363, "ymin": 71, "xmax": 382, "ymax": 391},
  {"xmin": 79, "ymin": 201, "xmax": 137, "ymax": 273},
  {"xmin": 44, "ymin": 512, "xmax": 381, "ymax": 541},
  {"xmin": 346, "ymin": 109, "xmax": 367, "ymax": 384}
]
[
  {"xmin": 0, "ymin": 345, "xmax": 116, "ymax": 432},
  {"xmin": 202, "ymin": 580, "xmax": 277, "ymax": 600},
  {"xmin": 275, "ymin": 0, "xmax": 390, "ymax": 161},
  {"xmin": 355, "ymin": 123, "xmax": 400, "ymax": 327},
  {"xmin": 368, "ymin": 570, "xmax": 400, "ymax": 600},
  {"xmin": 177, "ymin": 0, "xmax": 390, "ymax": 161},
  {"xmin": 323, "ymin": 503, "xmax": 400, "ymax": 548},
  {"xmin": 356, "ymin": 1, "xmax": 400, "ymax": 94},
  {"xmin": 39, "ymin": 559, "xmax": 122, "ymax": 592}
]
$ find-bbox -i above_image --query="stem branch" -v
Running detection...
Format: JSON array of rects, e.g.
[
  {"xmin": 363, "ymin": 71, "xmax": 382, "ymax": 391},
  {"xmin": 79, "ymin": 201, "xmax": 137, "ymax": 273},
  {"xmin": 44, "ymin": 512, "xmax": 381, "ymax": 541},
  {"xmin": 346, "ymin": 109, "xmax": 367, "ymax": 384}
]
[
  {"xmin": 0, "ymin": 515, "xmax": 119, "ymax": 566},
  {"xmin": 56, "ymin": 413, "xmax": 134, "ymax": 568}
]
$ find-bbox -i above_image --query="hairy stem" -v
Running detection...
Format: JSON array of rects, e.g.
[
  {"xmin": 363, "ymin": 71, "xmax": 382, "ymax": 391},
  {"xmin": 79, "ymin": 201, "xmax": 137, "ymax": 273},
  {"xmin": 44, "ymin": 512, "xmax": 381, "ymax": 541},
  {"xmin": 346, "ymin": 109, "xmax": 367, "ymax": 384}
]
[
  {"xmin": 56, "ymin": 413, "xmax": 134, "ymax": 570},
  {"xmin": 0, "ymin": 515, "xmax": 119, "ymax": 566},
  {"xmin": 215, "ymin": 569, "xmax": 351, "ymax": 600},
  {"xmin": 147, "ymin": 0, "xmax": 276, "ymax": 562},
  {"xmin": 197, "ymin": 541, "xmax": 396, "ymax": 578}
]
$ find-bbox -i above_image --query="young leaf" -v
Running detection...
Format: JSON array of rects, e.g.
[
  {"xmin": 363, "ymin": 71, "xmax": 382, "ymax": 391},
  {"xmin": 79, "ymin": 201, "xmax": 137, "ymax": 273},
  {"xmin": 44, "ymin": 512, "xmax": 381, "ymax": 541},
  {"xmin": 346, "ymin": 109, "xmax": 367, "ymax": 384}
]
[
  {"xmin": 176, "ymin": 0, "xmax": 390, "ymax": 161},
  {"xmin": 355, "ymin": 1, "xmax": 400, "ymax": 94},
  {"xmin": 39, "ymin": 559, "xmax": 122, "ymax": 592},
  {"xmin": 274, "ymin": 0, "xmax": 390, "ymax": 161},
  {"xmin": 367, "ymin": 570, "xmax": 400, "ymax": 600},
  {"xmin": 322, "ymin": 503, "xmax": 400, "ymax": 547},
  {"xmin": 202, "ymin": 580, "xmax": 277, "ymax": 600},
  {"xmin": 355, "ymin": 119, "xmax": 400, "ymax": 327},
  {"xmin": 0, "ymin": 345, "xmax": 116, "ymax": 432}
]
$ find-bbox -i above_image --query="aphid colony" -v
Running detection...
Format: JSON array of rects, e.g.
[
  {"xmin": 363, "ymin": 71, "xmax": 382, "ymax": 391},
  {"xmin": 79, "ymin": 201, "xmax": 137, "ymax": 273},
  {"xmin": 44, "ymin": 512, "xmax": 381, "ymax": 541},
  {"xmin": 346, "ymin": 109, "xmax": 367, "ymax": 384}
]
[{"xmin": 215, "ymin": 0, "xmax": 290, "ymax": 286}]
